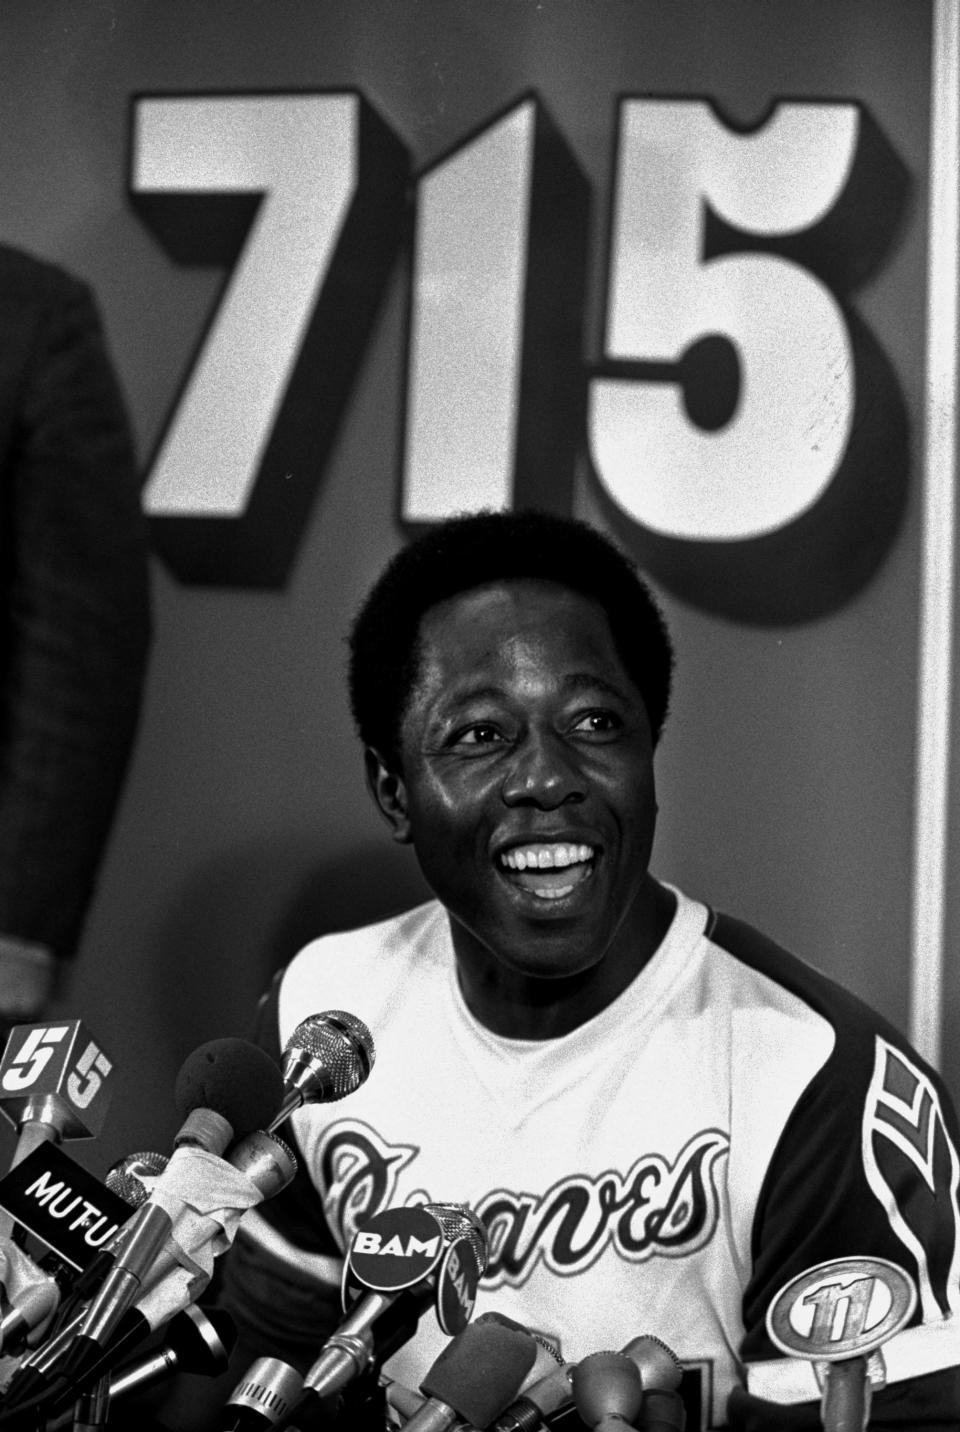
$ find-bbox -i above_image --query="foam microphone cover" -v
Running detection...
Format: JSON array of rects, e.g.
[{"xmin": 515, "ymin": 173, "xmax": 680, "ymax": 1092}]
[
  {"xmin": 174, "ymin": 1039, "xmax": 283, "ymax": 1138},
  {"xmin": 572, "ymin": 1351, "xmax": 644, "ymax": 1431},
  {"xmin": 421, "ymin": 1315, "xmax": 538, "ymax": 1427},
  {"xmin": 475, "ymin": 1312, "xmax": 562, "ymax": 1390}
]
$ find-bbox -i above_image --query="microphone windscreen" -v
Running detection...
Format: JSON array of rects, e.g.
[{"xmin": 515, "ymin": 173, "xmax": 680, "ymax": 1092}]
[
  {"xmin": 421, "ymin": 1316, "xmax": 538, "ymax": 1427},
  {"xmin": 572, "ymin": 1351, "xmax": 644, "ymax": 1429},
  {"xmin": 174, "ymin": 1039, "xmax": 283, "ymax": 1138},
  {"xmin": 475, "ymin": 1311, "xmax": 526, "ymax": 1332},
  {"xmin": 481, "ymin": 1316, "xmax": 564, "ymax": 1390},
  {"xmin": 621, "ymin": 1334, "xmax": 682, "ymax": 1392}
]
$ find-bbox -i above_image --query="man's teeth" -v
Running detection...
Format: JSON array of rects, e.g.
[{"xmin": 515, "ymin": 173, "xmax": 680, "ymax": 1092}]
[{"xmin": 500, "ymin": 843, "xmax": 594, "ymax": 871}]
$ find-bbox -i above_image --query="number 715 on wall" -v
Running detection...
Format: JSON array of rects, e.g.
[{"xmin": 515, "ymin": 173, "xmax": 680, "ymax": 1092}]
[{"xmin": 130, "ymin": 89, "xmax": 900, "ymax": 614}]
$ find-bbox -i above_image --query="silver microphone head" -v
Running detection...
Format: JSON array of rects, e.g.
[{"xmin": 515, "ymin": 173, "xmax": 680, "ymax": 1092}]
[
  {"xmin": 572, "ymin": 1351, "xmax": 644, "ymax": 1431},
  {"xmin": 281, "ymin": 1011, "xmax": 375, "ymax": 1105},
  {"xmin": 423, "ymin": 1201, "xmax": 489, "ymax": 1276},
  {"xmin": 228, "ymin": 1356, "xmax": 304, "ymax": 1424},
  {"xmin": 621, "ymin": 1333, "xmax": 682, "ymax": 1391},
  {"xmin": 105, "ymin": 1150, "xmax": 168, "ymax": 1208},
  {"xmin": 228, "ymin": 1130, "xmax": 298, "ymax": 1199}
]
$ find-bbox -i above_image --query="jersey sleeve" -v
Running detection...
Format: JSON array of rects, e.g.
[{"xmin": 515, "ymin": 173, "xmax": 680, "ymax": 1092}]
[{"xmin": 733, "ymin": 997, "xmax": 960, "ymax": 1428}]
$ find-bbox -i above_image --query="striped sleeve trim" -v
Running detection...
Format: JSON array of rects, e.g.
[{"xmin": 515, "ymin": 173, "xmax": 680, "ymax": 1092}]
[
  {"xmin": 746, "ymin": 1316, "xmax": 960, "ymax": 1404},
  {"xmin": 238, "ymin": 1206, "xmax": 344, "ymax": 1285}
]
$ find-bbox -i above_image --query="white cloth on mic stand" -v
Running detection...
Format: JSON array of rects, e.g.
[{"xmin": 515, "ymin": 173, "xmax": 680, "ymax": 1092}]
[
  {"xmin": 0, "ymin": 1239, "xmax": 58, "ymax": 1346},
  {"xmin": 134, "ymin": 1145, "xmax": 265, "ymax": 1331},
  {"xmin": 0, "ymin": 1238, "xmax": 59, "ymax": 1389}
]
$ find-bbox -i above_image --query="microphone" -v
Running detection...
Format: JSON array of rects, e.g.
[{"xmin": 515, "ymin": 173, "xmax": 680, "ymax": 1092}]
[
  {"xmin": 401, "ymin": 1311, "xmax": 539, "ymax": 1432},
  {"xmin": 56, "ymin": 1151, "xmax": 168, "ymax": 1317},
  {"xmin": 381, "ymin": 1373, "xmax": 429, "ymax": 1422},
  {"xmin": 0, "ymin": 1136, "xmax": 296, "ymax": 1428},
  {"xmin": 0, "ymin": 1159, "xmax": 139, "ymax": 1363},
  {"xmin": 104, "ymin": 1150, "xmax": 168, "ymax": 1207},
  {"xmin": 765, "ymin": 1256, "xmax": 918, "ymax": 1432},
  {"xmin": 382, "ymin": 1324, "xmax": 563, "ymax": 1425},
  {"xmin": 49, "ymin": 1041, "xmax": 285, "ymax": 1392},
  {"xmin": 1, "ymin": 1151, "xmax": 168, "ymax": 1409},
  {"xmin": 490, "ymin": 1333, "xmax": 683, "ymax": 1432},
  {"xmin": 132, "ymin": 1130, "xmax": 298, "ymax": 1333},
  {"xmin": 268, "ymin": 1011, "xmax": 375, "ymax": 1132},
  {"xmin": 274, "ymin": 1202, "xmax": 487, "ymax": 1428},
  {"xmin": 53, "ymin": 1132, "xmax": 296, "ymax": 1409},
  {"xmin": 218, "ymin": 1357, "xmax": 305, "ymax": 1431},
  {"xmin": 50, "ymin": 1134, "xmax": 296, "ymax": 1407},
  {"xmin": 489, "ymin": 1355, "xmax": 573, "ymax": 1431},
  {"xmin": 173, "ymin": 1038, "xmax": 284, "ymax": 1156},
  {"xmin": 34, "ymin": 1309, "xmax": 236, "ymax": 1432},
  {"xmin": 107, "ymin": 1305, "xmax": 237, "ymax": 1402},
  {"xmin": 0, "ymin": 1276, "xmax": 60, "ymax": 1355},
  {"xmin": 0, "ymin": 1022, "xmax": 113, "ymax": 1219},
  {"xmin": 627, "ymin": 1336, "xmax": 684, "ymax": 1432},
  {"xmin": 0, "ymin": 1143, "xmax": 141, "ymax": 1309},
  {"xmin": 572, "ymin": 1351, "xmax": 644, "ymax": 1432}
]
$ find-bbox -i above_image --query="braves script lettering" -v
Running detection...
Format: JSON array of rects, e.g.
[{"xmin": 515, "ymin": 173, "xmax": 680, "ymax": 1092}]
[
  {"xmin": 317, "ymin": 1120, "xmax": 729, "ymax": 1286},
  {"xmin": 319, "ymin": 1122, "xmax": 419, "ymax": 1249},
  {"xmin": 479, "ymin": 1128, "xmax": 730, "ymax": 1286}
]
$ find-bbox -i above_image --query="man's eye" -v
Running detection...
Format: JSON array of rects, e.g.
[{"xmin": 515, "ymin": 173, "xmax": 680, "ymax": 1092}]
[
  {"xmin": 456, "ymin": 723, "xmax": 503, "ymax": 746},
  {"xmin": 572, "ymin": 710, "xmax": 621, "ymax": 735}
]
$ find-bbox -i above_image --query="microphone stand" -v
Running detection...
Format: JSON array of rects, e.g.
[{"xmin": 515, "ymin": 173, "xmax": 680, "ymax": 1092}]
[
  {"xmin": 70, "ymin": 1373, "xmax": 110, "ymax": 1432},
  {"xmin": 820, "ymin": 1355, "xmax": 872, "ymax": 1432}
]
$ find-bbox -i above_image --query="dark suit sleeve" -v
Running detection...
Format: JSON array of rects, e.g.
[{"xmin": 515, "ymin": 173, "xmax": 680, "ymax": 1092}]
[{"xmin": 0, "ymin": 252, "xmax": 151, "ymax": 982}]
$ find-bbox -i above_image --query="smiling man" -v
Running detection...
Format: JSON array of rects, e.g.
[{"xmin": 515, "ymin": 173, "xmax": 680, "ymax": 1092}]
[
  {"xmin": 202, "ymin": 510, "xmax": 960, "ymax": 1431},
  {"xmin": 366, "ymin": 576, "xmax": 674, "ymax": 1037}
]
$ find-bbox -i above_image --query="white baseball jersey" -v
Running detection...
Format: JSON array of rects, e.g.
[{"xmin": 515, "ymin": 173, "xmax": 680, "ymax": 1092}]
[{"xmin": 223, "ymin": 888, "xmax": 960, "ymax": 1428}]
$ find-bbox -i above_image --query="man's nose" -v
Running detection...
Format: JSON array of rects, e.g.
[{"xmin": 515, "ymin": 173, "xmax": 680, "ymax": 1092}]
[{"xmin": 500, "ymin": 731, "xmax": 585, "ymax": 808}]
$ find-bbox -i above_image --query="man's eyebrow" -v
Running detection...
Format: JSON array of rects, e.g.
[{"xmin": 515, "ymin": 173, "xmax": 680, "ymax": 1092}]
[
  {"xmin": 433, "ymin": 673, "xmax": 635, "ymax": 711},
  {"xmin": 561, "ymin": 672, "xmax": 633, "ymax": 702},
  {"xmin": 435, "ymin": 683, "xmax": 511, "ymax": 710}
]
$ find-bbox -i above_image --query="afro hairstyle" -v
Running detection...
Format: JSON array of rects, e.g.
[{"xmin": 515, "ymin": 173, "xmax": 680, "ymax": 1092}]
[{"xmin": 347, "ymin": 508, "xmax": 674, "ymax": 767}]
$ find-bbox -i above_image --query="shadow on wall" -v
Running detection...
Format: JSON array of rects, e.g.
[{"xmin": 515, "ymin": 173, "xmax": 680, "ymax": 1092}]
[{"xmin": 148, "ymin": 835, "xmax": 432, "ymax": 1057}]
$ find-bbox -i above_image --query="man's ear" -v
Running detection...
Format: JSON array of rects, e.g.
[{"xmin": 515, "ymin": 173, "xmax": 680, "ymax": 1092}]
[{"xmin": 364, "ymin": 747, "xmax": 412, "ymax": 844}]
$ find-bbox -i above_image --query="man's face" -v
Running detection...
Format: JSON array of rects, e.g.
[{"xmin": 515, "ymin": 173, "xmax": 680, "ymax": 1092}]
[{"xmin": 372, "ymin": 579, "xmax": 660, "ymax": 991}]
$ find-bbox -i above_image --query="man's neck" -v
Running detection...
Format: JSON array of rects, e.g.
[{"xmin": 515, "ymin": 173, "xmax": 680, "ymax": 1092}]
[{"xmin": 452, "ymin": 879, "xmax": 677, "ymax": 1040}]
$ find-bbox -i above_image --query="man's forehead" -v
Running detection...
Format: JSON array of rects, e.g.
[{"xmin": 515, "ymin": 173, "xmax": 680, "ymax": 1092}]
[
  {"xmin": 418, "ymin": 576, "xmax": 605, "ymax": 634},
  {"xmin": 412, "ymin": 580, "xmax": 636, "ymax": 693},
  {"xmin": 427, "ymin": 669, "xmax": 638, "ymax": 711}
]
